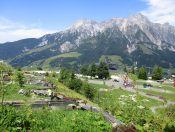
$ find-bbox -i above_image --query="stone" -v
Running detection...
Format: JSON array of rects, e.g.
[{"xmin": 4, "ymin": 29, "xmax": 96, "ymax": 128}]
[{"xmin": 67, "ymin": 104, "xmax": 76, "ymax": 109}]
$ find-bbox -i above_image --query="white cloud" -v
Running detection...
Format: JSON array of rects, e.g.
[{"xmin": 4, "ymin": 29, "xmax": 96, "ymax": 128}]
[
  {"xmin": 141, "ymin": 0, "xmax": 175, "ymax": 25},
  {"xmin": 0, "ymin": 17, "xmax": 56, "ymax": 43}
]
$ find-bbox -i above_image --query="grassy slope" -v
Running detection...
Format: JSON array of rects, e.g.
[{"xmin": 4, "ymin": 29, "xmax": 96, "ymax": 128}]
[
  {"xmin": 8, "ymin": 45, "xmax": 54, "ymax": 63},
  {"xmin": 99, "ymin": 55, "xmax": 123, "ymax": 67},
  {"xmin": 138, "ymin": 89, "xmax": 175, "ymax": 102},
  {"xmin": 47, "ymin": 78, "xmax": 95, "ymax": 105},
  {"xmin": 89, "ymin": 83, "xmax": 110, "ymax": 89},
  {"xmin": 29, "ymin": 52, "xmax": 81, "ymax": 69},
  {"xmin": 94, "ymin": 88, "xmax": 163, "ymax": 108},
  {"xmin": 153, "ymin": 85, "xmax": 175, "ymax": 93},
  {"xmin": 32, "ymin": 110, "xmax": 112, "ymax": 132},
  {"xmin": 138, "ymin": 45, "xmax": 153, "ymax": 55},
  {"xmin": 2, "ymin": 84, "xmax": 47, "ymax": 101}
]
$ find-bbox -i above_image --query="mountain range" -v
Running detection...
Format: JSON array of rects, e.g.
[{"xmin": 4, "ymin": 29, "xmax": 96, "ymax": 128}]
[{"xmin": 0, "ymin": 13, "xmax": 175, "ymax": 69}]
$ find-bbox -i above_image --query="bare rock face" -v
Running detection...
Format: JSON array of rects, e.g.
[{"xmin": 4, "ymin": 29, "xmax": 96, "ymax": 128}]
[
  {"xmin": 1, "ymin": 13, "xmax": 175, "ymax": 68},
  {"xmin": 57, "ymin": 13, "xmax": 175, "ymax": 53},
  {"xmin": 59, "ymin": 41, "xmax": 75, "ymax": 53}
]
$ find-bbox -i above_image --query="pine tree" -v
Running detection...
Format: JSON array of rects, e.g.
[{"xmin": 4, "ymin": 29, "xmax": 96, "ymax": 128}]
[
  {"xmin": 88, "ymin": 63, "xmax": 97, "ymax": 77},
  {"xmin": 138, "ymin": 66, "xmax": 147, "ymax": 80},
  {"xmin": 96, "ymin": 62, "xmax": 109, "ymax": 79},
  {"xmin": 80, "ymin": 65, "xmax": 89, "ymax": 75},
  {"xmin": 152, "ymin": 65, "xmax": 163, "ymax": 80},
  {"xmin": 16, "ymin": 71, "xmax": 25, "ymax": 87}
]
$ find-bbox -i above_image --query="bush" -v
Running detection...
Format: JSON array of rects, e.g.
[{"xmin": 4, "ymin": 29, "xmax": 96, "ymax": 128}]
[
  {"xmin": 138, "ymin": 66, "xmax": 147, "ymax": 80},
  {"xmin": 32, "ymin": 110, "xmax": 111, "ymax": 131},
  {"xmin": 68, "ymin": 78, "xmax": 82, "ymax": 92},
  {"xmin": 80, "ymin": 62, "xmax": 110, "ymax": 79},
  {"xmin": 0, "ymin": 106, "xmax": 38, "ymax": 131},
  {"xmin": 0, "ymin": 106, "xmax": 112, "ymax": 131},
  {"xmin": 16, "ymin": 71, "xmax": 25, "ymax": 87},
  {"xmin": 152, "ymin": 65, "xmax": 163, "ymax": 80},
  {"xmin": 82, "ymin": 83, "xmax": 96, "ymax": 100},
  {"xmin": 96, "ymin": 62, "xmax": 110, "ymax": 79}
]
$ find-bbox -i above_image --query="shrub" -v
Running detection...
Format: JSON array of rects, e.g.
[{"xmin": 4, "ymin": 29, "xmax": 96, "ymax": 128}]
[
  {"xmin": 68, "ymin": 78, "xmax": 82, "ymax": 92},
  {"xmin": 82, "ymin": 83, "xmax": 96, "ymax": 100},
  {"xmin": 0, "ymin": 106, "xmax": 38, "ymax": 131}
]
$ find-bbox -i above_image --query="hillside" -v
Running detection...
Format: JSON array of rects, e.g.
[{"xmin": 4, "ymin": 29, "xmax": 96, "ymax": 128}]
[{"xmin": 1, "ymin": 14, "xmax": 175, "ymax": 69}]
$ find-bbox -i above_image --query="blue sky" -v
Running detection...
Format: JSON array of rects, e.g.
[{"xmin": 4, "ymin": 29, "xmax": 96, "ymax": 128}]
[{"xmin": 0, "ymin": 0, "xmax": 175, "ymax": 42}]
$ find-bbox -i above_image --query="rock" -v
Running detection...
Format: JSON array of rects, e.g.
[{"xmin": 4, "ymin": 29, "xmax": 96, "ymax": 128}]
[
  {"xmin": 18, "ymin": 89, "xmax": 26, "ymax": 95},
  {"xmin": 76, "ymin": 99, "xmax": 86, "ymax": 104},
  {"xmin": 67, "ymin": 104, "xmax": 77, "ymax": 109},
  {"xmin": 57, "ymin": 95, "xmax": 64, "ymax": 99}
]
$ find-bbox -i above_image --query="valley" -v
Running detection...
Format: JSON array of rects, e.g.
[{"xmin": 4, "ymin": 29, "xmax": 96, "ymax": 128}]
[
  {"xmin": 1, "ymin": 61, "xmax": 175, "ymax": 131},
  {"xmin": 1, "ymin": 1, "xmax": 175, "ymax": 131}
]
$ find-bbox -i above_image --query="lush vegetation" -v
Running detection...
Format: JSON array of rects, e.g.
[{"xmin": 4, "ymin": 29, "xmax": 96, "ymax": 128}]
[
  {"xmin": 58, "ymin": 68, "xmax": 96, "ymax": 100},
  {"xmin": 1, "ymin": 62, "xmax": 175, "ymax": 131},
  {"xmin": 80, "ymin": 62, "xmax": 110, "ymax": 79},
  {"xmin": 0, "ymin": 84, "xmax": 47, "ymax": 101},
  {"xmin": 138, "ymin": 88, "xmax": 175, "ymax": 102},
  {"xmin": 152, "ymin": 65, "xmax": 163, "ymax": 80},
  {"xmin": 32, "ymin": 52, "xmax": 82, "ymax": 70},
  {"xmin": 93, "ymin": 89, "xmax": 175, "ymax": 131},
  {"xmin": 0, "ymin": 106, "xmax": 111, "ymax": 131},
  {"xmin": 16, "ymin": 70, "xmax": 25, "ymax": 87},
  {"xmin": 0, "ymin": 62, "xmax": 13, "ymax": 71},
  {"xmin": 138, "ymin": 66, "xmax": 147, "ymax": 80}
]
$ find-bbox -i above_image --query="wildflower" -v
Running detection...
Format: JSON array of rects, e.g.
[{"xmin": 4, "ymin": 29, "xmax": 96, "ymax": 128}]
[
  {"xmin": 131, "ymin": 96, "xmax": 137, "ymax": 102},
  {"xmin": 120, "ymin": 95, "xmax": 126, "ymax": 98},
  {"xmin": 137, "ymin": 105, "xmax": 145, "ymax": 109}
]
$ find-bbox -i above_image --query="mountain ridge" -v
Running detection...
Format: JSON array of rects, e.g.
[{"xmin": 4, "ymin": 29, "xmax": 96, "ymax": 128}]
[{"xmin": 0, "ymin": 13, "xmax": 175, "ymax": 69}]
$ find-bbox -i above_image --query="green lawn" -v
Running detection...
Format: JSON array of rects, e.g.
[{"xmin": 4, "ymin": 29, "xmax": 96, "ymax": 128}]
[
  {"xmin": 32, "ymin": 110, "xmax": 112, "ymax": 132},
  {"xmin": 138, "ymin": 89, "xmax": 175, "ymax": 102},
  {"xmin": 57, "ymin": 52, "xmax": 81, "ymax": 58},
  {"xmin": 153, "ymin": 85, "xmax": 175, "ymax": 93},
  {"xmin": 94, "ymin": 88, "xmax": 163, "ymax": 109},
  {"xmin": 31, "ymin": 52, "xmax": 81, "ymax": 69},
  {"xmin": 1, "ymin": 84, "xmax": 48, "ymax": 101},
  {"xmin": 0, "ymin": 107, "xmax": 112, "ymax": 132},
  {"xmin": 89, "ymin": 83, "xmax": 110, "ymax": 89},
  {"xmin": 47, "ymin": 78, "xmax": 95, "ymax": 105},
  {"xmin": 99, "ymin": 55, "xmax": 124, "ymax": 68}
]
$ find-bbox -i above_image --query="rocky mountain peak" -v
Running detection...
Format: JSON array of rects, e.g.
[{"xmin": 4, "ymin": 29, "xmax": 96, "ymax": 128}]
[
  {"xmin": 128, "ymin": 13, "xmax": 150, "ymax": 23},
  {"xmin": 71, "ymin": 19, "xmax": 98, "ymax": 29}
]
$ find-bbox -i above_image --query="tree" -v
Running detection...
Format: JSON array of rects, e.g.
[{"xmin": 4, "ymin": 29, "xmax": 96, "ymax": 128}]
[
  {"xmin": 123, "ymin": 65, "xmax": 128, "ymax": 73},
  {"xmin": 59, "ymin": 68, "xmax": 82, "ymax": 92},
  {"xmin": 80, "ymin": 65, "xmax": 89, "ymax": 75},
  {"xmin": 37, "ymin": 67, "xmax": 43, "ymax": 70},
  {"xmin": 88, "ymin": 63, "xmax": 97, "ymax": 77},
  {"xmin": 138, "ymin": 66, "xmax": 147, "ymax": 80},
  {"xmin": 59, "ymin": 68, "xmax": 73, "ymax": 83},
  {"xmin": 68, "ymin": 79, "xmax": 82, "ymax": 92},
  {"xmin": 52, "ymin": 72, "xmax": 57, "ymax": 77},
  {"xmin": 131, "ymin": 66, "xmax": 135, "ymax": 74},
  {"xmin": 82, "ymin": 83, "xmax": 95, "ymax": 100},
  {"xmin": 45, "ymin": 72, "xmax": 49, "ymax": 77},
  {"xmin": 152, "ymin": 65, "xmax": 163, "ymax": 80},
  {"xmin": 96, "ymin": 62, "xmax": 109, "ymax": 79},
  {"xmin": 16, "ymin": 71, "xmax": 25, "ymax": 87}
]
